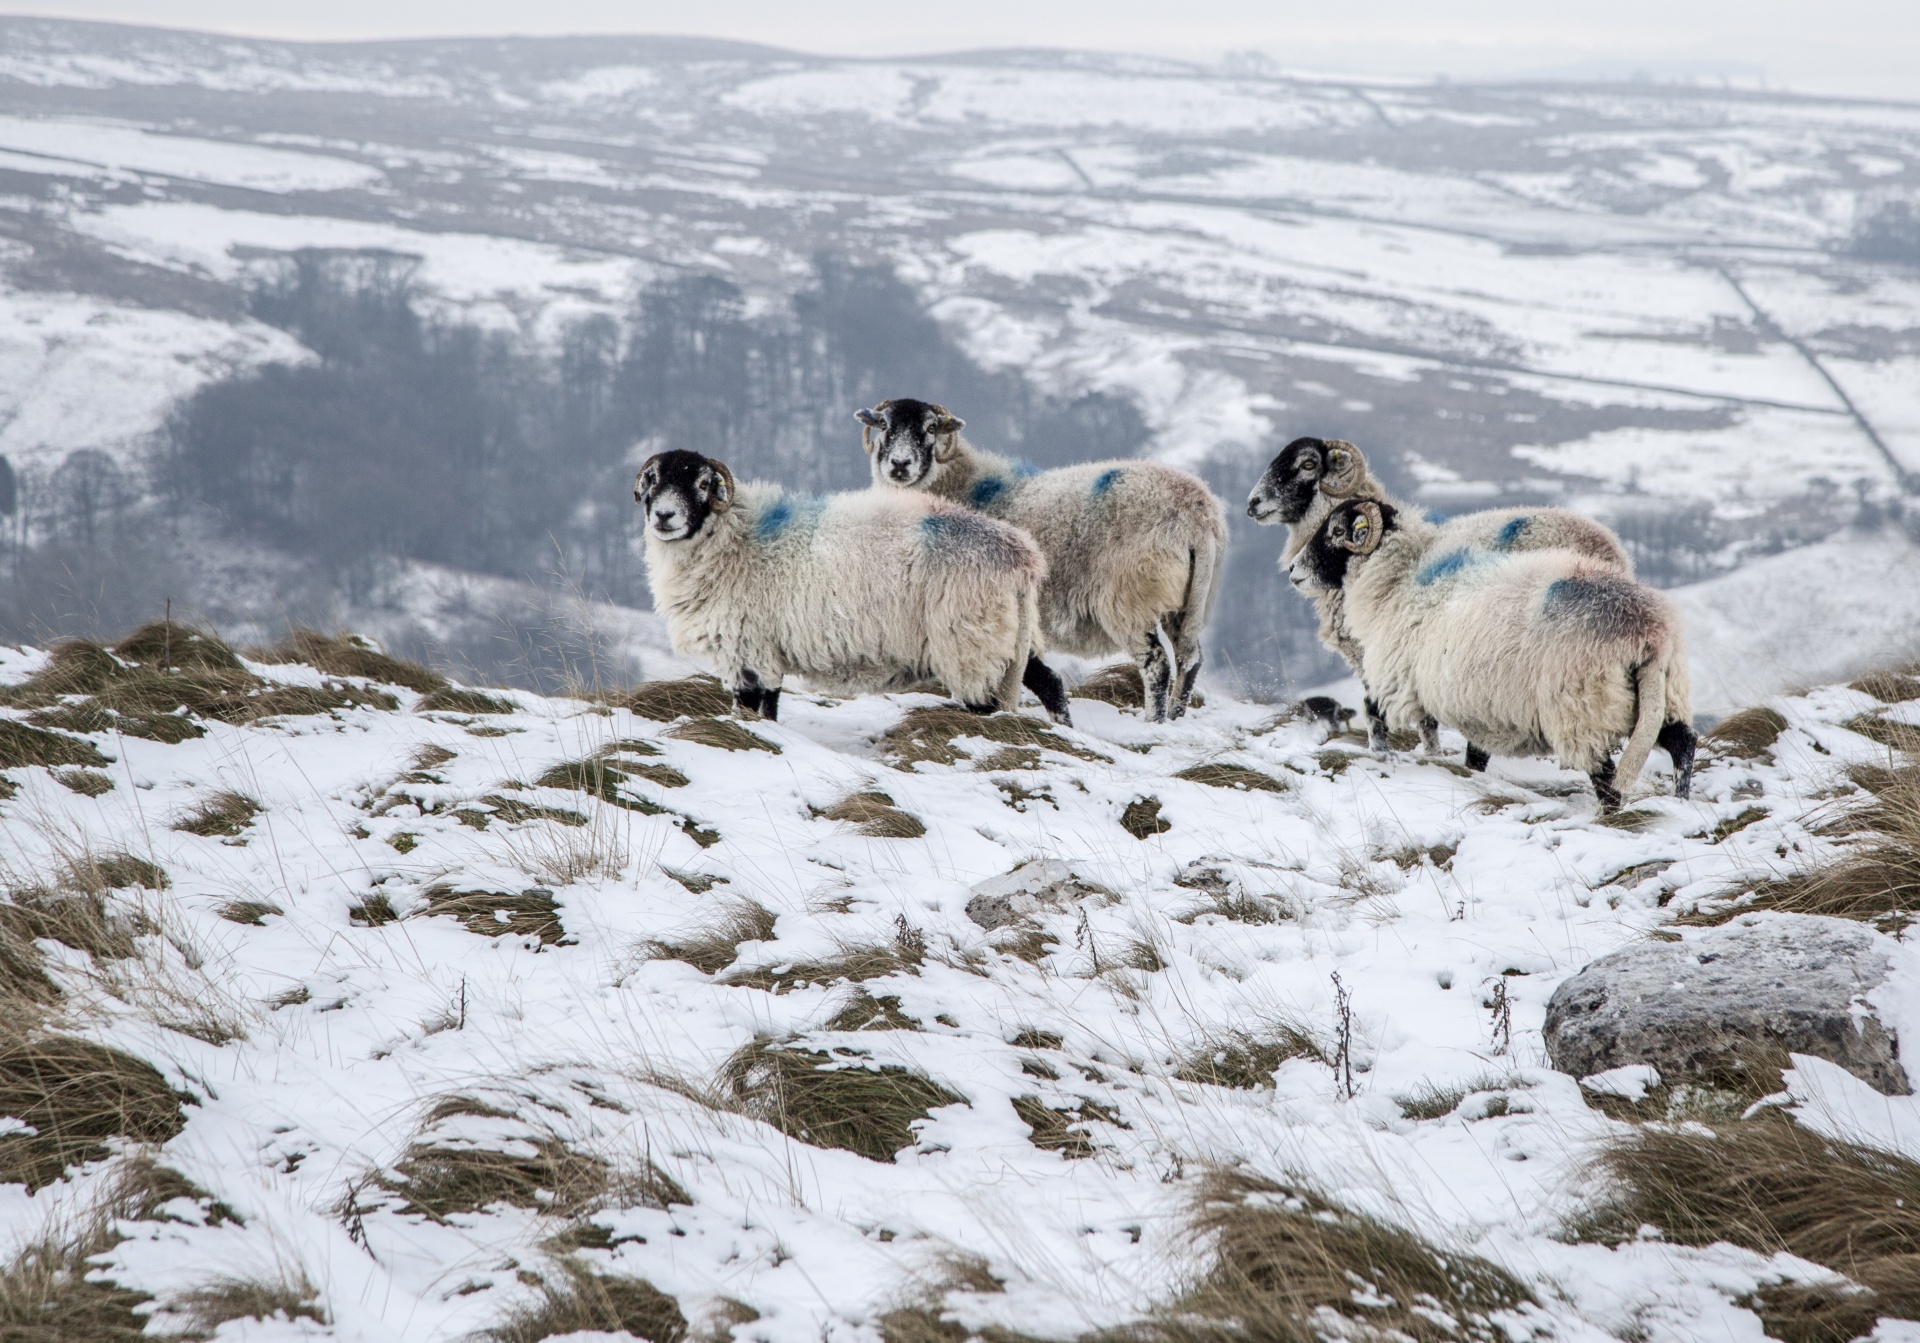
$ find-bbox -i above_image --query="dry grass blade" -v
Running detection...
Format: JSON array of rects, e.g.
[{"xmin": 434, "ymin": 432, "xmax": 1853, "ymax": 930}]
[
  {"xmin": 610, "ymin": 674, "xmax": 735, "ymax": 723},
  {"xmin": 481, "ymin": 1259, "xmax": 687, "ymax": 1343},
  {"xmin": 1117, "ymin": 1169, "xmax": 1532, "ymax": 1343},
  {"xmin": 1848, "ymin": 713, "xmax": 1920, "ymax": 754},
  {"xmin": 1707, "ymin": 706, "xmax": 1789, "ymax": 759},
  {"xmin": 724, "ymin": 1038, "xmax": 965, "ymax": 1162},
  {"xmin": 420, "ymin": 885, "xmax": 566, "ymax": 945},
  {"xmin": 0, "ymin": 1036, "xmax": 191, "ymax": 1190},
  {"xmin": 255, "ymin": 628, "xmax": 446, "ymax": 693},
  {"xmin": 172, "ymin": 789, "xmax": 261, "ymax": 838},
  {"xmin": 1175, "ymin": 763, "xmax": 1287, "ymax": 794},
  {"xmin": 665, "ymin": 717, "xmax": 779, "ymax": 753},
  {"xmin": 1175, "ymin": 1027, "xmax": 1325, "ymax": 1090},
  {"xmin": 880, "ymin": 706, "xmax": 1107, "ymax": 769},
  {"xmin": 0, "ymin": 887, "xmax": 143, "ymax": 963},
  {"xmin": 1575, "ymin": 1118, "xmax": 1920, "ymax": 1338},
  {"xmin": 816, "ymin": 790, "xmax": 926, "ymax": 838},
  {"xmin": 643, "ymin": 899, "xmax": 778, "ymax": 976}
]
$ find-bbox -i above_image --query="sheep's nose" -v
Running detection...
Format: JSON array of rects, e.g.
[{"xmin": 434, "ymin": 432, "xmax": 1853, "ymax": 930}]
[
  {"xmin": 1246, "ymin": 496, "xmax": 1265, "ymax": 518},
  {"xmin": 653, "ymin": 508, "xmax": 676, "ymax": 527},
  {"xmin": 889, "ymin": 461, "xmax": 912, "ymax": 480}
]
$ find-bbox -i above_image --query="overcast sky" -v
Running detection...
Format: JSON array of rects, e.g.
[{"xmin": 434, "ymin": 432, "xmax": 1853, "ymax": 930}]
[{"xmin": 7, "ymin": 0, "xmax": 1918, "ymax": 101}]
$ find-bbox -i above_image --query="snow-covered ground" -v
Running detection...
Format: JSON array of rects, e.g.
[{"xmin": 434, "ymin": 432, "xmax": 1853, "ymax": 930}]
[{"xmin": 3, "ymin": 639, "xmax": 1916, "ymax": 1341}]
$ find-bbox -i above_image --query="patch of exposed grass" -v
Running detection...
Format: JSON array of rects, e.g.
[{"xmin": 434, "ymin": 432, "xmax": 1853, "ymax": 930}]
[
  {"xmin": 1012, "ymin": 1095, "xmax": 1113, "ymax": 1159},
  {"xmin": 666, "ymin": 716, "xmax": 779, "ymax": 753},
  {"xmin": 723, "ymin": 921, "xmax": 926, "ymax": 993},
  {"xmin": 1573, "ymin": 1117, "xmax": 1920, "ymax": 1339},
  {"xmin": 1120, "ymin": 1170, "xmax": 1532, "ymax": 1343},
  {"xmin": 0, "ymin": 1197, "xmax": 150, "ymax": 1340},
  {"xmin": 975, "ymin": 746, "xmax": 1041, "ymax": 772},
  {"xmin": 0, "ymin": 888, "xmax": 141, "ymax": 964},
  {"xmin": 611, "ymin": 674, "xmax": 736, "ymax": 723},
  {"xmin": 255, "ymin": 628, "xmax": 446, "ymax": 693},
  {"xmin": 1317, "ymin": 748, "xmax": 1357, "ymax": 776},
  {"xmin": 1395, "ymin": 1075, "xmax": 1527, "ymax": 1121},
  {"xmin": 483, "ymin": 793, "xmax": 590, "ymax": 827},
  {"xmin": 217, "ymin": 900, "xmax": 282, "ymax": 926},
  {"xmin": 419, "ymin": 685, "xmax": 516, "ymax": 715},
  {"xmin": 880, "ymin": 706, "xmax": 1106, "ymax": 769},
  {"xmin": 825, "ymin": 990, "xmax": 921, "ymax": 1032},
  {"xmin": 350, "ymin": 892, "xmax": 399, "ymax": 927},
  {"xmin": 644, "ymin": 900, "xmax": 778, "ymax": 976},
  {"xmin": 1121, "ymin": 797, "xmax": 1170, "ymax": 839},
  {"xmin": 1175, "ymin": 1027, "xmax": 1325, "ymax": 1090},
  {"xmin": 1707, "ymin": 706, "xmax": 1790, "ymax": 759},
  {"xmin": 481, "ymin": 1259, "xmax": 687, "ymax": 1343},
  {"xmin": 1010, "ymin": 1029, "xmax": 1063, "ymax": 1050},
  {"xmin": 1073, "ymin": 662, "xmax": 1145, "ymax": 708},
  {"xmin": 536, "ymin": 757, "xmax": 667, "ymax": 814},
  {"xmin": 724, "ymin": 1038, "xmax": 965, "ymax": 1162},
  {"xmin": 420, "ymin": 885, "xmax": 565, "ymax": 945},
  {"xmin": 0, "ymin": 1036, "xmax": 191, "ymax": 1190},
  {"xmin": 383, "ymin": 1101, "xmax": 610, "ymax": 1222},
  {"xmin": 172, "ymin": 789, "xmax": 261, "ymax": 838},
  {"xmin": 168, "ymin": 1274, "xmax": 328, "ymax": 1334},
  {"xmin": 1175, "ymin": 763, "xmax": 1287, "ymax": 794},
  {"xmin": 1848, "ymin": 713, "xmax": 1920, "ymax": 754},
  {"xmin": 1597, "ymin": 807, "xmax": 1663, "ymax": 832},
  {"xmin": 51, "ymin": 768, "xmax": 113, "ymax": 796},
  {"xmin": 1852, "ymin": 669, "xmax": 1920, "ymax": 703},
  {"xmin": 0, "ymin": 719, "xmax": 112, "ymax": 770},
  {"xmin": 1711, "ymin": 805, "xmax": 1770, "ymax": 842},
  {"xmin": 816, "ymin": 790, "xmax": 926, "ymax": 838}
]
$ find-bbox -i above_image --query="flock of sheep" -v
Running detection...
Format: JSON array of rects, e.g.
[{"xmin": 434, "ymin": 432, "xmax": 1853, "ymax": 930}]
[{"xmin": 633, "ymin": 400, "xmax": 1696, "ymax": 810}]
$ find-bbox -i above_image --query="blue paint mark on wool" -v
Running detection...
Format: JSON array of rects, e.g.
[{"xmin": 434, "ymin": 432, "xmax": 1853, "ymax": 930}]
[
  {"xmin": 754, "ymin": 495, "xmax": 820, "ymax": 542},
  {"xmin": 970, "ymin": 477, "xmax": 1007, "ymax": 509},
  {"xmin": 1091, "ymin": 468, "xmax": 1123, "ymax": 497},
  {"xmin": 1011, "ymin": 460, "xmax": 1040, "ymax": 479},
  {"xmin": 1424, "ymin": 509, "xmax": 1450, "ymax": 525},
  {"xmin": 1496, "ymin": 516, "xmax": 1529, "ymax": 549},
  {"xmin": 1415, "ymin": 548, "xmax": 1472, "ymax": 585}
]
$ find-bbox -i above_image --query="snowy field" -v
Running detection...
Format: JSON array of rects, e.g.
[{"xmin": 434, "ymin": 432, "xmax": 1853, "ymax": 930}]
[{"xmin": 4, "ymin": 632, "xmax": 1919, "ymax": 1340}]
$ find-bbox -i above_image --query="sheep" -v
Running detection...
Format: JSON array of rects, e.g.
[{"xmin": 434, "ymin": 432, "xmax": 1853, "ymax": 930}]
[
  {"xmin": 634, "ymin": 449, "xmax": 1072, "ymax": 723},
  {"xmin": 1247, "ymin": 435, "xmax": 1633, "ymax": 765},
  {"xmin": 855, "ymin": 397, "xmax": 1227, "ymax": 723},
  {"xmin": 1289, "ymin": 497, "xmax": 1696, "ymax": 808}
]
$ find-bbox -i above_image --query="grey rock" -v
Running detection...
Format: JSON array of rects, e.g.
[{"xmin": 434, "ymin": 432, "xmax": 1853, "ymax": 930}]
[
  {"xmin": 965, "ymin": 861, "xmax": 1109, "ymax": 931},
  {"xmin": 1543, "ymin": 914, "xmax": 1910, "ymax": 1096}
]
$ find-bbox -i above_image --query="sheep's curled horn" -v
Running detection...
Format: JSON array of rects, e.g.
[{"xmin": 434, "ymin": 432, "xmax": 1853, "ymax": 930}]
[
  {"xmin": 1337, "ymin": 501, "xmax": 1385, "ymax": 555},
  {"xmin": 706, "ymin": 457, "xmax": 736, "ymax": 512},
  {"xmin": 927, "ymin": 402, "xmax": 965, "ymax": 461},
  {"xmin": 1320, "ymin": 439, "xmax": 1367, "ymax": 498}
]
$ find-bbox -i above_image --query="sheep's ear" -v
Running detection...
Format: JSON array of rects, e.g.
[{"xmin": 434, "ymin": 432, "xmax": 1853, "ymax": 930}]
[
  {"xmin": 707, "ymin": 460, "xmax": 737, "ymax": 512},
  {"xmin": 855, "ymin": 407, "xmax": 885, "ymax": 428},
  {"xmin": 1340, "ymin": 501, "xmax": 1385, "ymax": 555},
  {"xmin": 1321, "ymin": 440, "xmax": 1366, "ymax": 497},
  {"xmin": 930, "ymin": 405, "xmax": 964, "ymax": 460}
]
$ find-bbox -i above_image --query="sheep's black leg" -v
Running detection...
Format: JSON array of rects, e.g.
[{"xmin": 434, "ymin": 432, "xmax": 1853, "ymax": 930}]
[
  {"xmin": 962, "ymin": 700, "xmax": 999, "ymax": 715},
  {"xmin": 1023, "ymin": 655, "xmax": 1073, "ymax": 726},
  {"xmin": 1140, "ymin": 627, "xmax": 1173, "ymax": 723},
  {"xmin": 1419, "ymin": 715, "xmax": 1441, "ymax": 753},
  {"xmin": 734, "ymin": 669, "xmax": 778, "ymax": 720},
  {"xmin": 1590, "ymin": 756, "xmax": 1620, "ymax": 812},
  {"xmin": 1172, "ymin": 650, "xmax": 1203, "ymax": 720},
  {"xmin": 1465, "ymin": 743, "xmax": 1490, "ymax": 773},
  {"xmin": 1658, "ymin": 720, "xmax": 1697, "ymax": 799},
  {"xmin": 760, "ymin": 687, "xmax": 781, "ymax": 722},
  {"xmin": 1364, "ymin": 697, "xmax": 1391, "ymax": 752}
]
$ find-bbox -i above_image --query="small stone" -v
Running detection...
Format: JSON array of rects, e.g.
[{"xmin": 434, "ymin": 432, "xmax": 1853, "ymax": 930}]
[{"xmin": 965, "ymin": 860, "xmax": 1109, "ymax": 931}]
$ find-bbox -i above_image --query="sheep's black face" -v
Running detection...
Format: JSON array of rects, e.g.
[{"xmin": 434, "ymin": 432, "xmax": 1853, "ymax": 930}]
[
  {"xmin": 857, "ymin": 397, "xmax": 963, "ymax": 489},
  {"xmin": 1248, "ymin": 438, "xmax": 1333, "ymax": 523},
  {"xmin": 1290, "ymin": 499, "xmax": 1396, "ymax": 592},
  {"xmin": 634, "ymin": 449, "xmax": 731, "ymax": 542}
]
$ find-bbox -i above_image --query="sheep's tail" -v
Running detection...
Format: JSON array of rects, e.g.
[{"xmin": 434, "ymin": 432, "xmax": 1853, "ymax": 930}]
[
  {"xmin": 1173, "ymin": 531, "xmax": 1222, "ymax": 671},
  {"xmin": 998, "ymin": 579, "xmax": 1038, "ymax": 712},
  {"xmin": 1613, "ymin": 654, "xmax": 1668, "ymax": 799}
]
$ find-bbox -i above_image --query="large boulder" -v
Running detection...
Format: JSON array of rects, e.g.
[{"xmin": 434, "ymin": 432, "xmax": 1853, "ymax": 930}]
[{"xmin": 1543, "ymin": 914, "xmax": 1910, "ymax": 1096}]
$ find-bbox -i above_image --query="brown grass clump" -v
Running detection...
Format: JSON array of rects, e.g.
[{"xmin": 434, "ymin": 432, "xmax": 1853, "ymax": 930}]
[
  {"xmin": 1395, "ymin": 1075, "xmax": 1526, "ymax": 1122},
  {"xmin": 255, "ymin": 628, "xmax": 446, "ymax": 693},
  {"xmin": 350, "ymin": 892, "xmax": 399, "ymax": 927},
  {"xmin": 1118, "ymin": 1170, "xmax": 1532, "ymax": 1343},
  {"xmin": 1121, "ymin": 797, "xmax": 1170, "ymax": 839},
  {"xmin": 536, "ymin": 757, "xmax": 667, "ymax": 814},
  {"xmin": 1012, "ymin": 1095, "xmax": 1125, "ymax": 1159},
  {"xmin": 825, "ymin": 990, "xmax": 921, "ymax": 1032},
  {"xmin": 1575, "ymin": 1118, "xmax": 1920, "ymax": 1340},
  {"xmin": 723, "ymin": 1038, "xmax": 965, "ymax": 1162},
  {"xmin": 643, "ymin": 900, "xmax": 778, "ymax": 976},
  {"xmin": 722, "ymin": 922, "xmax": 926, "ymax": 994},
  {"xmin": 0, "ymin": 1205, "xmax": 151, "ymax": 1341},
  {"xmin": 383, "ymin": 1099, "xmax": 609, "ymax": 1221},
  {"xmin": 420, "ymin": 686, "xmax": 516, "ymax": 715},
  {"xmin": 610, "ymin": 674, "xmax": 736, "ymax": 723},
  {"xmin": 0, "ymin": 1036, "xmax": 191, "ymax": 1190},
  {"xmin": 172, "ymin": 789, "xmax": 261, "ymax": 838},
  {"xmin": 1848, "ymin": 713, "xmax": 1920, "ymax": 754},
  {"xmin": 0, "ymin": 887, "xmax": 141, "ymax": 965},
  {"xmin": 0, "ymin": 719, "xmax": 112, "ymax": 770},
  {"xmin": 481, "ymin": 1259, "xmax": 687, "ymax": 1343},
  {"xmin": 51, "ymin": 767, "xmax": 113, "ymax": 796},
  {"xmin": 1852, "ymin": 669, "xmax": 1920, "ymax": 703},
  {"xmin": 1680, "ymin": 763, "xmax": 1920, "ymax": 931},
  {"xmin": 1175, "ymin": 1027, "xmax": 1325, "ymax": 1090},
  {"xmin": 880, "ymin": 706, "xmax": 1107, "ymax": 769},
  {"xmin": 816, "ymin": 790, "xmax": 926, "ymax": 838},
  {"xmin": 1175, "ymin": 763, "xmax": 1287, "ymax": 794},
  {"xmin": 217, "ymin": 900, "xmax": 282, "ymax": 926},
  {"xmin": 1073, "ymin": 662, "xmax": 1146, "ymax": 708},
  {"xmin": 1707, "ymin": 706, "xmax": 1790, "ymax": 759},
  {"xmin": 420, "ymin": 885, "xmax": 565, "ymax": 945},
  {"xmin": 665, "ymin": 717, "xmax": 779, "ymax": 753},
  {"xmin": 482, "ymin": 794, "xmax": 589, "ymax": 828},
  {"xmin": 169, "ymin": 1275, "xmax": 328, "ymax": 1333}
]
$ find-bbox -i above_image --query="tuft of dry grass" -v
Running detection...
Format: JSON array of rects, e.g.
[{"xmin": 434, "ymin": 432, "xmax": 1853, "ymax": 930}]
[
  {"xmin": 1707, "ymin": 706, "xmax": 1790, "ymax": 759},
  {"xmin": 350, "ymin": 892, "xmax": 399, "ymax": 927},
  {"xmin": 1848, "ymin": 713, "xmax": 1920, "ymax": 754},
  {"xmin": 0, "ymin": 1196, "xmax": 150, "ymax": 1340},
  {"xmin": 217, "ymin": 900, "xmax": 282, "ymax": 927},
  {"xmin": 665, "ymin": 717, "xmax": 779, "ymax": 753},
  {"xmin": 1118, "ymin": 1170, "xmax": 1532, "ymax": 1343},
  {"xmin": 1012, "ymin": 1094, "xmax": 1125, "ymax": 1159},
  {"xmin": 722, "ymin": 922, "xmax": 926, "ymax": 994},
  {"xmin": 0, "ymin": 1036, "xmax": 191, "ymax": 1190},
  {"xmin": 1121, "ymin": 797, "xmax": 1170, "ymax": 839},
  {"xmin": 1680, "ymin": 763, "xmax": 1920, "ymax": 931},
  {"xmin": 481, "ymin": 1259, "xmax": 688, "ymax": 1343},
  {"xmin": 419, "ymin": 885, "xmax": 566, "ymax": 945},
  {"xmin": 420, "ymin": 685, "xmax": 516, "ymax": 715},
  {"xmin": 643, "ymin": 900, "xmax": 778, "ymax": 976},
  {"xmin": 1175, "ymin": 763, "xmax": 1287, "ymax": 794},
  {"xmin": 880, "ymin": 706, "xmax": 1107, "ymax": 769},
  {"xmin": 1316, "ymin": 748, "xmax": 1358, "ymax": 776},
  {"xmin": 1396, "ymin": 1075, "xmax": 1526, "ymax": 1122},
  {"xmin": 1852, "ymin": 669, "xmax": 1920, "ymax": 703},
  {"xmin": 1574, "ymin": 1117, "xmax": 1920, "ymax": 1339},
  {"xmin": 51, "ymin": 768, "xmax": 113, "ymax": 796},
  {"xmin": 483, "ymin": 794, "xmax": 589, "ymax": 827},
  {"xmin": 609, "ymin": 674, "xmax": 736, "ymax": 723},
  {"xmin": 172, "ymin": 789, "xmax": 261, "ymax": 838},
  {"xmin": 816, "ymin": 790, "xmax": 926, "ymax": 838},
  {"xmin": 1073, "ymin": 662, "xmax": 1146, "ymax": 708},
  {"xmin": 254, "ymin": 627, "xmax": 446, "ymax": 693},
  {"xmin": 536, "ymin": 757, "xmax": 668, "ymax": 814},
  {"xmin": 168, "ymin": 1274, "xmax": 327, "ymax": 1333},
  {"xmin": 724, "ymin": 1038, "xmax": 966, "ymax": 1162},
  {"xmin": 383, "ymin": 1103, "xmax": 610, "ymax": 1222},
  {"xmin": 825, "ymin": 990, "xmax": 921, "ymax": 1032},
  {"xmin": 0, "ymin": 719, "xmax": 112, "ymax": 770},
  {"xmin": 1175, "ymin": 1026, "xmax": 1325, "ymax": 1090}
]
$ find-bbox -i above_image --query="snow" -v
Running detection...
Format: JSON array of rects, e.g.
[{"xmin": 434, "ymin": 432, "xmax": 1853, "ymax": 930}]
[
  {"xmin": 0, "ymin": 115, "xmax": 383, "ymax": 193},
  {"xmin": 4, "ymin": 642, "xmax": 1916, "ymax": 1341}
]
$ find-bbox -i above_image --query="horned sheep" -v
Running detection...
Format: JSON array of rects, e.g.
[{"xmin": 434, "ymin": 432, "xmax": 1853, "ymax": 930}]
[
  {"xmin": 1248, "ymin": 435, "xmax": 1634, "ymax": 764},
  {"xmin": 1291, "ymin": 497, "xmax": 1696, "ymax": 808},
  {"xmin": 857, "ymin": 398, "xmax": 1227, "ymax": 723},
  {"xmin": 634, "ymin": 449, "xmax": 1071, "ymax": 722}
]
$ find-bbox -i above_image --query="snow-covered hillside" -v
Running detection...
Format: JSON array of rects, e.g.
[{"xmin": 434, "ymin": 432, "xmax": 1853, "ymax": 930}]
[{"xmin": 5, "ymin": 626, "xmax": 1920, "ymax": 1341}]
